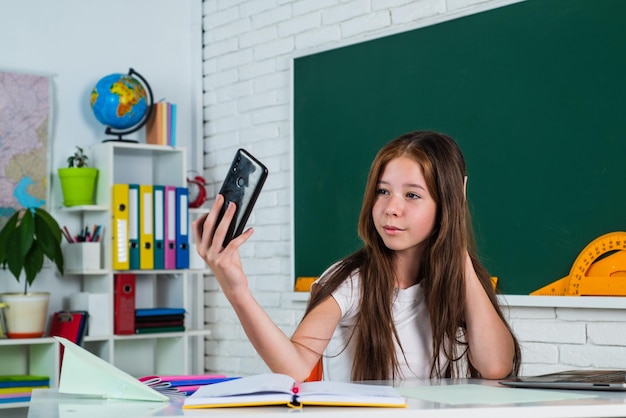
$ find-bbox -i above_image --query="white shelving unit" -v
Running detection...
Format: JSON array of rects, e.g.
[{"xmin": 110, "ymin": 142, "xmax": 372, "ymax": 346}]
[
  {"xmin": 0, "ymin": 142, "xmax": 210, "ymax": 411},
  {"xmin": 79, "ymin": 142, "xmax": 210, "ymax": 376},
  {"xmin": 0, "ymin": 338, "xmax": 60, "ymax": 411}
]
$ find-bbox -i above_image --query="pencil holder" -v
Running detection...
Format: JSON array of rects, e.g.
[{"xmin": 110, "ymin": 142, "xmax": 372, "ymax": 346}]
[{"xmin": 63, "ymin": 242, "xmax": 102, "ymax": 271}]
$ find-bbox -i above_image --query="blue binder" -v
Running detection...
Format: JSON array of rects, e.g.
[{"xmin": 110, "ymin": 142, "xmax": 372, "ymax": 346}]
[
  {"xmin": 175, "ymin": 187, "xmax": 189, "ymax": 269},
  {"xmin": 153, "ymin": 185, "xmax": 165, "ymax": 270},
  {"xmin": 128, "ymin": 184, "xmax": 140, "ymax": 270}
]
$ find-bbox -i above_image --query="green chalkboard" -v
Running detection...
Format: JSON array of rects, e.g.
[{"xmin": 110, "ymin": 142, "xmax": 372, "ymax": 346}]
[{"xmin": 293, "ymin": 0, "xmax": 626, "ymax": 295}]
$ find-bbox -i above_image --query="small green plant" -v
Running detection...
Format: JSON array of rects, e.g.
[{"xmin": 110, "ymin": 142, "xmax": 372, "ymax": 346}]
[
  {"xmin": 0, "ymin": 207, "xmax": 64, "ymax": 293},
  {"xmin": 66, "ymin": 146, "xmax": 89, "ymax": 168}
]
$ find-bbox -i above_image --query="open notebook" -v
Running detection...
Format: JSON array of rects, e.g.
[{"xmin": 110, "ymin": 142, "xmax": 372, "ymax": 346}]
[
  {"xmin": 183, "ymin": 373, "xmax": 406, "ymax": 408},
  {"xmin": 500, "ymin": 370, "xmax": 626, "ymax": 391}
]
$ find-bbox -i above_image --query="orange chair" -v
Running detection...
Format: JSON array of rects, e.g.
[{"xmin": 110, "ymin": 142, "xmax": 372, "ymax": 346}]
[{"xmin": 306, "ymin": 358, "xmax": 323, "ymax": 381}]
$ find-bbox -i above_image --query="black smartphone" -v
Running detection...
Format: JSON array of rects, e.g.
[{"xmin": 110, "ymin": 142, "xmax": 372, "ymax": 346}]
[{"xmin": 215, "ymin": 148, "xmax": 268, "ymax": 247}]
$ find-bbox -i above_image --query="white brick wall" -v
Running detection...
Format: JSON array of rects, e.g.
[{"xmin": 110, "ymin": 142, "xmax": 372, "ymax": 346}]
[
  {"xmin": 504, "ymin": 297, "xmax": 626, "ymax": 376},
  {"xmin": 201, "ymin": 0, "xmax": 626, "ymax": 378}
]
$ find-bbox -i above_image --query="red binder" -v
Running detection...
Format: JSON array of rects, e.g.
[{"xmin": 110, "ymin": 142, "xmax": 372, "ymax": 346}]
[
  {"xmin": 49, "ymin": 311, "xmax": 89, "ymax": 344},
  {"xmin": 49, "ymin": 311, "xmax": 89, "ymax": 368},
  {"xmin": 114, "ymin": 274, "xmax": 136, "ymax": 335}
]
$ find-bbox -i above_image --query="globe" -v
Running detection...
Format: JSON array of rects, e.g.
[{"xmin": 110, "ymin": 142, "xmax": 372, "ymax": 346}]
[{"xmin": 89, "ymin": 68, "xmax": 153, "ymax": 141}]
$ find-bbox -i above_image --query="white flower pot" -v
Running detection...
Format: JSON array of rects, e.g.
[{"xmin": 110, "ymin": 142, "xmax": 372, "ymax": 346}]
[{"xmin": 0, "ymin": 292, "xmax": 50, "ymax": 338}]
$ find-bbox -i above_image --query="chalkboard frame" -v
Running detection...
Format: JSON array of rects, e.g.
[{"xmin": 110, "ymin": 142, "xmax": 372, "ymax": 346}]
[{"xmin": 293, "ymin": 0, "xmax": 626, "ymax": 295}]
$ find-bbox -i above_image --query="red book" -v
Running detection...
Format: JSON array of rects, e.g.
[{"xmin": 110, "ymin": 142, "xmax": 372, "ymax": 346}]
[{"xmin": 114, "ymin": 274, "xmax": 136, "ymax": 335}]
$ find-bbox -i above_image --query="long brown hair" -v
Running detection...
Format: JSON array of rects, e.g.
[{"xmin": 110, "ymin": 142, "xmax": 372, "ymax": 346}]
[{"xmin": 305, "ymin": 130, "xmax": 521, "ymax": 380}]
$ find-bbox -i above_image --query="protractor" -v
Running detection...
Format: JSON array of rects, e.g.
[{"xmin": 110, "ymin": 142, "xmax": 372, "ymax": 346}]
[{"xmin": 565, "ymin": 231, "xmax": 626, "ymax": 296}]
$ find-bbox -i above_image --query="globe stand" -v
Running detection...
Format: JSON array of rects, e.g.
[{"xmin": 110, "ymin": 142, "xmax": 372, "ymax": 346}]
[
  {"xmin": 100, "ymin": 68, "xmax": 154, "ymax": 143},
  {"xmin": 102, "ymin": 127, "xmax": 140, "ymax": 143}
]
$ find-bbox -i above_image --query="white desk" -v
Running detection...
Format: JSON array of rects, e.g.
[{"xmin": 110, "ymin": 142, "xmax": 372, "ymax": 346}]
[{"xmin": 27, "ymin": 379, "xmax": 626, "ymax": 418}]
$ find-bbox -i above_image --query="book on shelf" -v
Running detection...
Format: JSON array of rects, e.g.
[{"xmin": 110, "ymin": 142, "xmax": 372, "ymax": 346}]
[
  {"xmin": 0, "ymin": 393, "xmax": 32, "ymax": 404},
  {"xmin": 134, "ymin": 307, "xmax": 186, "ymax": 334},
  {"xmin": 0, "ymin": 387, "xmax": 46, "ymax": 394},
  {"xmin": 145, "ymin": 101, "xmax": 177, "ymax": 146},
  {"xmin": 0, "ymin": 375, "xmax": 50, "ymax": 404},
  {"xmin": 135, "ymin": 319, "xmax": 184, "ymax": 328},
  {"xmin": 135, "ymin": 307, "xmax": 186, "ymax": 317},
  {"xmin": 0, "ymin": 375, "xmax": 49, "ymax": 389},
  {"xmin": 135, "ymin": 326, "xmax": 185, "ymax": 334},
  {"xmin": 182, "ymin": 373, "xmax": 407, "ymax": 409}
]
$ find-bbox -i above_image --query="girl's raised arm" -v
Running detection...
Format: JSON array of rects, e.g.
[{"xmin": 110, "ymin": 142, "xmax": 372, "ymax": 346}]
[
  {"xmin": 191, "ymin": 195, "xmax": 341, "ymax": 381},
  {"xmin": 463, "ymin": 253, "xmax": 516, "ymax": 379}
]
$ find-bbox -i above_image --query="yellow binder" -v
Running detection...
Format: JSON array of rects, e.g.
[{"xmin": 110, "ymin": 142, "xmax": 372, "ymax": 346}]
[
  {"xmin": 111, "ymin": 184, "xmax": 130, "ymax": 270},
  {"xmin": 139, "ymin": 184, "xmax": 154, "ymax": 270}
]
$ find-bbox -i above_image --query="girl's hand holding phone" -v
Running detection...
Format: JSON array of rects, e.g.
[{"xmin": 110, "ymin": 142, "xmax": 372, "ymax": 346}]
[
  {"xmin": 192, "ymin": 148, "xmax": 267, "ymax": 301},
  {"xmin": 192, "ymin": 194, "xmax": 255, "ymax": 300}
]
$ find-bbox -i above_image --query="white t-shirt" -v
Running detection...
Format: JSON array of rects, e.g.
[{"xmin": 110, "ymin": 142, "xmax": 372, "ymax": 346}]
[{"xmin": 319, "ymin": 270, "xmax": 446, "ymax": 381}]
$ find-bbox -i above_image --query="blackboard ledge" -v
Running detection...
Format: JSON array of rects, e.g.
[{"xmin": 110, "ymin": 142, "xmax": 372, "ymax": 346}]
[
  {"xmin": 499, "ymin": 295, "xmax": 626, "ymax": 309},
  {"xmin": 286, "ymin": 292, "xmax": 626, "ymax": 310}
]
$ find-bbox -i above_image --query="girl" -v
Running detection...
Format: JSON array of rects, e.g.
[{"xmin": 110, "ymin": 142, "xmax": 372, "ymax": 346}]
[{"xmin": 192, "ymin": 130, "xmax": 520, "ymax": 382}]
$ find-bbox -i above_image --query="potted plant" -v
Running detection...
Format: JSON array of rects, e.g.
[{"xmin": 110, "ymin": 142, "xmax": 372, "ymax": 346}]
[
  {"xmin": 0, "ymin": 207, "xmax": 64, "ymax": 338},
  {"xmin": 58, "ymin": 146, "xmax": 99, "ymax": 206}
]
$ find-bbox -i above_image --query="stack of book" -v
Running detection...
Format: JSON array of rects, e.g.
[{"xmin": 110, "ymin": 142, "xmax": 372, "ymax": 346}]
[
  {"xmin": 135, "ymin": 308, "xmax": 185, "ymax": 334},
  {"xmin": 145, "ymin": 101, "xmax": 177, "ymax": 146},
  {"xmin": 0, "ymin": 375, "xmax": 49, "ymax": 404}
]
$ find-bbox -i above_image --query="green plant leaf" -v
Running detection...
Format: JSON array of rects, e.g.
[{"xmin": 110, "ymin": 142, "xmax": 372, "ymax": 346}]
[
  {"xmin": 34, "ymin": 208, "xmax": 62, "ymax": 241},
  {"xmin": 16, "ymin": 209, "xmax": 35, "ymax": 259},
  {"xmin": 0, "ymin": 208, "xmax": 65, "ymax": 285},
  {"xmin": 24, "ymin": 244, "xmax": 44, "ymax": 287},
  {"xmin": 33, "ymin": 208, "xmax": 64, "ymax": 275},
  {"xmin": 0, "ymin": 210, "xmax": 20, "ymax": 264},
  {"xmin": 68, "ymin": 146, "xmax": 88, "ymax": 168},
  {"xmin": 6, "ymin": 224, "xmax": 26, "ymax": 282},
  {"xmin": 53, "ymin": 241, "xmax": 64, "ymax": 275},
  {"xmin": 34, "ymin": 208, "xmax": 62, "ymax": 257}
]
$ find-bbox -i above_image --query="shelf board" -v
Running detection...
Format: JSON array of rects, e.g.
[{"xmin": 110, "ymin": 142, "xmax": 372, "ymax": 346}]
[
  {"xmin": 57, "ymin": 205, "xmax": 108, "ymax": 212},
  {"xmin": 0, "ymin": 400, "xmax": 29, "ymax": 409},
  {"xmin": 64, "ymin": 269, "xmax": 109, "ymax": 276},
  {"xmin": 189, "ymin": 207, "xmax": 209, "ymax": 214},
  {"xmin": 0, "ymin": 337, "xmax": 56, "ymax": 346},
  {"xmin": 112, "ymin": 332, "xmax": 186, "ymax": 340},
  {"xmin": 112, "ymin": 269, "xmax": 191, "ymax": 275},
  {"xmin": 188, "ymin": 268, "xmax": 211, "ymax": 273},
  {"xmin": 184, "ymin": 329, "xmax": 212, "ymax": 337},
  {"xmin": 83, "ymin": 329, "xmax": 211, "ymax": 343}
]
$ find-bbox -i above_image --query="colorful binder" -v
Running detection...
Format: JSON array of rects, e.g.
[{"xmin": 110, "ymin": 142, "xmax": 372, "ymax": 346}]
[
  {"xmin": 128, "ymin": 184, "xmax": 140, "ymax": 270},
  {"xmin": 164, "ymin": 185, "xmax": 177, "ymax": 269},
  {"xmin": 175, "ymin": 187, "xmax": 189, "ymax": 269},
  {"xmin": 153, "ymin": 185, "xmax": 165, "ymax": 270},
  {"xmin": 111, "ymin": 184, "xmax": 130, "ymax": 270},
  {"xmin": 113, "ymin": 274, "xmax": 136, "ymax": 335},
  {"xmin": 139, "ymin": 184, "xmax": 154, "ymax": 270}
]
